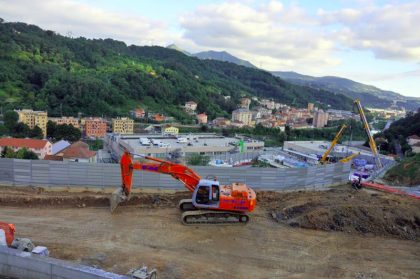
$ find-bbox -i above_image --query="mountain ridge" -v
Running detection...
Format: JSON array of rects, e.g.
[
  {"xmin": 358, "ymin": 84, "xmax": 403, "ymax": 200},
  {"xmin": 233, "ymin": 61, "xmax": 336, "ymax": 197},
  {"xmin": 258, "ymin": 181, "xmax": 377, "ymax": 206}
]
[
  {"xmin": 272, "ymin": 71, "xmax": 420, "ymax": 110},
  {"xmin": 166, "ymin": 44, "xmax": 418, "ymax": 110}
]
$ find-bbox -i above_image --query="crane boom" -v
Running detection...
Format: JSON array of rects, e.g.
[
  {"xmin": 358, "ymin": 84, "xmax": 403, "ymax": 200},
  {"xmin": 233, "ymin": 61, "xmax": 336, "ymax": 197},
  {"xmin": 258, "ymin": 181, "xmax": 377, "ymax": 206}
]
[
  {"xmin": 353, "ymin": 99, "xmax": 383, "ymax": 169},
  {"xmin": 319, "ymin": 124, "xmax": 347, "ymax": 164}
]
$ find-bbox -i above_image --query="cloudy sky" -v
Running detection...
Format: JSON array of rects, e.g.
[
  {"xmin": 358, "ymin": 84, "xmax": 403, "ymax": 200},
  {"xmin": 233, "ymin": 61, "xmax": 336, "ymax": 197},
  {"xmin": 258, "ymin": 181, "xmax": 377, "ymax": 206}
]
[{"xmin": 1, "ymin": 0, "xmax": 419, "ymax": 97}]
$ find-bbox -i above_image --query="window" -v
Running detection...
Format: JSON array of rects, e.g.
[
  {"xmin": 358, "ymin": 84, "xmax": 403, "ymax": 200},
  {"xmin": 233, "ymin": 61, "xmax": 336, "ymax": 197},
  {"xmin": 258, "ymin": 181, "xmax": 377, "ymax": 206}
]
[
  {"xmin": 196, "ymin": 186, "xmax": 209, "ymax": 204},
  {"xmin": 212, "ymin": 185, "xmax": 219, "ymax": 202}
]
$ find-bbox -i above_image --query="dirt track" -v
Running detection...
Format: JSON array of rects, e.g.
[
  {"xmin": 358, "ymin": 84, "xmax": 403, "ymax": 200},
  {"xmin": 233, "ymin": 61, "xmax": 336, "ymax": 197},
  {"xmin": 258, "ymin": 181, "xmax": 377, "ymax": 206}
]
[{"xmin": 1, "ymin": 185, "xmax": 420, "ymax": 279}]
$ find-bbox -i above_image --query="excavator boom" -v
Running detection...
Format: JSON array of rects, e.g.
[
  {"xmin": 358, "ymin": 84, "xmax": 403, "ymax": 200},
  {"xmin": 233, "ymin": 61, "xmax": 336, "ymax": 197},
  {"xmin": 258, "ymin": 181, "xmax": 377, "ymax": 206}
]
[{"xmin": 111, "ymin": 151, "xmax": 201, "ymax": 212}]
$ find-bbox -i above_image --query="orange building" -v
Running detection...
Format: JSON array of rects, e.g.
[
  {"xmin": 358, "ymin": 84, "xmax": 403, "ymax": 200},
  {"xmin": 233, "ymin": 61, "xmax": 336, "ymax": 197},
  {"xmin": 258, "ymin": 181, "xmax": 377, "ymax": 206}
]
[
  {"xmin": 153, "ymin": 114, "xmax": 165, "ymax": 122},
  {"xmin": 84, "ymin": 117, "xmax": 108, "ymax": 138},
  {"xmin": 196, "ymin": 113, "xmax": 208, "ymax": 124}
]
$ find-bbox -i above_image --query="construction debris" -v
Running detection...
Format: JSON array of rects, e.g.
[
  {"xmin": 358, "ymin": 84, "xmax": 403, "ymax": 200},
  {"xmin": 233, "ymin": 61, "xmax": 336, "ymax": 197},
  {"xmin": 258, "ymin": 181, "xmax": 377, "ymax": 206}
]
[
  {"xmin": 11, "ymin": 238, "xmax": 35, "ymax": 252},
  {"xmin": 128, "ymin": 265, "xmax": 157, "ymax": 279}
]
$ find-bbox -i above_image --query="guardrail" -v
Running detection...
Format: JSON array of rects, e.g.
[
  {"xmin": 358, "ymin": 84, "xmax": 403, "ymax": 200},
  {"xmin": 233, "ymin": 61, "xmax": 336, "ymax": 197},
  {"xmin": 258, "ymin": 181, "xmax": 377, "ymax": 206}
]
[{"xmin": 0, "ymin": 158, "xmax": 351, "ymax": 190}]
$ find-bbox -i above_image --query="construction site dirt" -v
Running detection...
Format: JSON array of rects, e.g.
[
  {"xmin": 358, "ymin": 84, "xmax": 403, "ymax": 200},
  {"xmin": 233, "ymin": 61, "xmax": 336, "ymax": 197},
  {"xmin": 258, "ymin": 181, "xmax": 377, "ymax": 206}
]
[{"xmin": 1, "ymin": 185, "xmax": 419, "ymax": 279}]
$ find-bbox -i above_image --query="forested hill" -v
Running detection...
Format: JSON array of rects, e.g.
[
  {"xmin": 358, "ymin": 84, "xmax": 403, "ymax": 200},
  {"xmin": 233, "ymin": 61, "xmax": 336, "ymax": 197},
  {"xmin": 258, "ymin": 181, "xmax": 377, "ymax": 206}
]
[{"xmin": 0, "ymin": 20, "xmax": 353, "ymax": 122}]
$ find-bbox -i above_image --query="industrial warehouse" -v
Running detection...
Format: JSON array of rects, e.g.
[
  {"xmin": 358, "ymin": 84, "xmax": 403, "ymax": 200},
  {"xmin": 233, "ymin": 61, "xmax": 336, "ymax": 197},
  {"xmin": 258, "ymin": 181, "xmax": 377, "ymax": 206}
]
[{"xmin": 105, "ymin": 133, "xmax": 264, "ymax": 159}]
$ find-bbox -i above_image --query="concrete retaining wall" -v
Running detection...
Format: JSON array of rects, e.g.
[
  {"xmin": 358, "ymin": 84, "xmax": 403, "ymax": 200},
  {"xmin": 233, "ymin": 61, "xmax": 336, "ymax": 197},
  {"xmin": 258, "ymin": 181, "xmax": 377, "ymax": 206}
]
[
  {"xmin": 0, "ymin": 158, "xmax": 351, "ymax": 190},
  {"xmin": 0, "ymin": 246, "xmax": 130, "ymax": 279}
]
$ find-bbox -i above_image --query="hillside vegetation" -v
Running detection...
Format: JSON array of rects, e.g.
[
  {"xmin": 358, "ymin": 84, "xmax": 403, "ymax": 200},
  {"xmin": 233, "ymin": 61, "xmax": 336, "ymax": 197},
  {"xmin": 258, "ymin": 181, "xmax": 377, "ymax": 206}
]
[
  {"xmin": 375, "ymin": 109, "xmax": 420, "ymax": 155},
  {"xmin": 0, "ymin": 20, "xmax": 353, "ymax": 123},
  {"xmin": 384, "ymin": 154, "xmax": 420, "ymax": 186}
]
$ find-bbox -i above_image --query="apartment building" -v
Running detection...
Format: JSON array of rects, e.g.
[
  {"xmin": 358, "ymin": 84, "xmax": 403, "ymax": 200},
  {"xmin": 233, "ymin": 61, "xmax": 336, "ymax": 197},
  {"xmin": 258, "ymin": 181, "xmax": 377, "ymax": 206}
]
[
  {"xmin": 48, "ymin": 117, "xmax": 80, "ymax": 128},
  {"xmin": 232, "ymin": 108, "xmax": 253, "ymax": 126},
  {"xmin": 84, "ymin": 117, "xmax": 108, "ymax": 138},
  {"xmin": 15, "ymin": 109, "xmax": 48, "ymax": 137},
  {"xmin": 112, "ymin": 117, "xmax": 134, "ymax": 134},
  {"xmin": 313, "ymin": 110, "xmax": 329, "ymax": 128}
]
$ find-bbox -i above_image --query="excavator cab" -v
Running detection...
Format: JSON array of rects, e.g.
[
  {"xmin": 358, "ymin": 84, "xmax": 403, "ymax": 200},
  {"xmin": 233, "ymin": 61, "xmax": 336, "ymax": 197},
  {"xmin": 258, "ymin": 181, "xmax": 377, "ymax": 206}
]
[{"xmin": 191, "ymin": 179, "xmax": 220, "ymax": 209}]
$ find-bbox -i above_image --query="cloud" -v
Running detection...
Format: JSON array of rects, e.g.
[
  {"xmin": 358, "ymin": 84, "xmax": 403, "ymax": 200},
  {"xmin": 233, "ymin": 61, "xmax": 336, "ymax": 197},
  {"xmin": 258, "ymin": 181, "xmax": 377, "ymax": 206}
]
[
  {"xmin": 318, "ymin": 2, "xmax": 420, "ymax": 61},
  {"xmin": 0, "ymin": 0, "xmax": 173, "ymax": 46},
  {"xmin": 179, "ymin": 1, "xmax": 339, "ymax": 72}
]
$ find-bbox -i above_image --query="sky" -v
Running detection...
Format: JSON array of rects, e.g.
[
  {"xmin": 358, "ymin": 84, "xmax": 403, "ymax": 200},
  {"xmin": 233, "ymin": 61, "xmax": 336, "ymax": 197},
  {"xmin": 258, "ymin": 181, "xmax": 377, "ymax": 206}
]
[{"xmin": 1, "ymin": 0, "xmax": 419, "ymax": 98}]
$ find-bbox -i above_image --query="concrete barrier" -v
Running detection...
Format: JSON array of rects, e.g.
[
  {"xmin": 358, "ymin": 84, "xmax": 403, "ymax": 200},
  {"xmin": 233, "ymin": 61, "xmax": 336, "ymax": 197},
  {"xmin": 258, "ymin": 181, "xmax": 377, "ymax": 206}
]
[{"xmin": 0, "ymin": 246, "xmax": 130, "ymax": 279}]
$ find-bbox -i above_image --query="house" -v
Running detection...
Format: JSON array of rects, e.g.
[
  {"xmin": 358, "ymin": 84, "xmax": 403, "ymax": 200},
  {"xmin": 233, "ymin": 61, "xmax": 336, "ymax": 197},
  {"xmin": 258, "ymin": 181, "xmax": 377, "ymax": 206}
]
[
  {"xmin": 163, "ymin": 126, "xmax": 179, "ymax": 136},
  {"xmin": 239, "ymin": 98, "xmax": 251, "ymax": 109},
  {"xmin": 408, "ymin": 135, "xmax": 420, "ymax": 146},
  {"xmin": 153, "ymin": 114, "xmax": 165, "ymax": 122},
  {"xmin": 196, "ymin": 113, "xmax": 208, "ymax": 124},
  {"xmin": 51, "ymin": 140, "xmax": 70, "ymax": 155},
  {"xmin": 133, "ymin": 108, "xmax": 145, "ymax": 119},
  {"xmin": 56, "ymin": 141, "xmax": 97, "ymax": 163},
  {"xmin": 185, "ymin": 101, "xmax": 197, "ymax": 112},
  {"xmin": 412, "ymin": 142, "xmax": 420, "ymax": 153},
  {"xmin": 0, "ymin": 138, "xmax": 52, "ymax": 159},
  {"xmin": 212, "ymin": 117, "xmax": 231, "ymax": 127}
]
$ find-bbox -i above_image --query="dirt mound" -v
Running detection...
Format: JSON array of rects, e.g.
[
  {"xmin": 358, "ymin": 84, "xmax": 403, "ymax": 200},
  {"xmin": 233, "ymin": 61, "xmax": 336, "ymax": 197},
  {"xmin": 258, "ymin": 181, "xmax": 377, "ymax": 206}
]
[
  {"xmin": 0, "ymin": 186, "xmax": 189, "ymax": 209},
  {"xmin": 267, "ymin": 187, "xmax": 420, "ymax": 240}
]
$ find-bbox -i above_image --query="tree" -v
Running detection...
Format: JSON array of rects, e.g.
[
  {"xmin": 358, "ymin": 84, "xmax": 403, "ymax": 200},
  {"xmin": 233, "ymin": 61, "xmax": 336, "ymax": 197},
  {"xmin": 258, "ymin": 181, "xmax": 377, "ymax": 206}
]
[
  {"xmin": 2, "ymin": 146, "xmax": 17, "ymax": 158},
  {"xmin": 30, "ymin": 126, "xmax": 43, "ymax": 139},
  {"xmin": 4, "ymin": 110, "xmax": 18, "ymax": 133},
  {"xmin": 187, "ymin": 153, "xmax": 210, "ymax": 166},
  {"xmin": 47, "ymin": 120, "xmax": 57, "ymax": 138},
  {"xmin": 0, "ymin": 125, "xmax": 7, "ymax": 136},
  {"xmin": 13, "ymin": 123, "xmax": 31, "ymax": 138}
]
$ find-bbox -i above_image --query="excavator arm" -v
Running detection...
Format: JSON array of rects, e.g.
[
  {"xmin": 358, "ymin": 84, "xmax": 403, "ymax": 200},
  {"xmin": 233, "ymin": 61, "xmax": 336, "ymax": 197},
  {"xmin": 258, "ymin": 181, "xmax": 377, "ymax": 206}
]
[{"xmin": 112, "ymin": 150, "xmax": 201, "ymax": 212}]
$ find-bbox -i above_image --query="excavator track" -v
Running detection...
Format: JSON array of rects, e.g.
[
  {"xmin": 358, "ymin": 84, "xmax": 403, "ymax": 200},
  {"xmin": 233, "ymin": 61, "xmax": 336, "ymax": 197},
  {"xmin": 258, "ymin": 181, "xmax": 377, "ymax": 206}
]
[{"xmin": 181, "ymin": 210, "xmax": 249, "ymax": 225}]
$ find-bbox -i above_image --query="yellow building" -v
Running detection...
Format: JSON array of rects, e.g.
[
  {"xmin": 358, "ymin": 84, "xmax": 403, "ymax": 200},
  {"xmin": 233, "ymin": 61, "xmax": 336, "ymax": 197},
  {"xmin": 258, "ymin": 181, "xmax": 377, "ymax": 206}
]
[
  {"xmin": 15, "ymin": 109, "xmax": 48, "ymax": 137},
  {"xmin": 163, "ymin": 126, "xmax": 179, "ymax": 136},
  {"xmin": 48, "ymin": 117, "xmax": 80, "ymax": 128},
  {"xmin": 112, "ymin": 117, "xmax": 134, "ymax": 134}
]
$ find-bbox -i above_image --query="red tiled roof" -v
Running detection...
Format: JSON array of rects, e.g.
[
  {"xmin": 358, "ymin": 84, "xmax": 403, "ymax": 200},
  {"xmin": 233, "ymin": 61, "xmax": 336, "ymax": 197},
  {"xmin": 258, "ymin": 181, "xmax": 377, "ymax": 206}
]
[
  {"xmin": 408, "ymin": 135, "xmax": 420, "ymax": 140},
  {"xmin": 0, "ymin": 138, "xmax": 49, "ymax": 149},
  {"xmin": 413, "ymin": 142, "xmax": 420, "ymax": 147},
  {"xmin": 61, "ymin": 141, "xmax": 96, "ymax": 159}
]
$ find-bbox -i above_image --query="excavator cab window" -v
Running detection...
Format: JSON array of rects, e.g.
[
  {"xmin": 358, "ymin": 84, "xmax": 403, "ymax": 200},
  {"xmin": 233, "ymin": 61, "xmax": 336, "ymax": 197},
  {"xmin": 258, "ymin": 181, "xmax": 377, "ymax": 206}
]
[
  {"xmin": 196, "ymin": 186, "xmax": 210, "ymax": 204},
  {"xmin": 212, "ymin": 185, "xmax": 219, "ymax": 202}
]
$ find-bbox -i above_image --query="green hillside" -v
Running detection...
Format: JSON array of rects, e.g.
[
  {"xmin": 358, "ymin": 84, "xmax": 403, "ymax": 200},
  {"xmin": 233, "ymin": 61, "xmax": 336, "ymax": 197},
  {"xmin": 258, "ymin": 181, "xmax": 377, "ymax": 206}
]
[
  {"xmin": 384, "ymin": 154, "xmax": 420, "ymax": 186},
  {"xmin": 0, "ymin": 20, "xmax": 353, "ymax": 123}
]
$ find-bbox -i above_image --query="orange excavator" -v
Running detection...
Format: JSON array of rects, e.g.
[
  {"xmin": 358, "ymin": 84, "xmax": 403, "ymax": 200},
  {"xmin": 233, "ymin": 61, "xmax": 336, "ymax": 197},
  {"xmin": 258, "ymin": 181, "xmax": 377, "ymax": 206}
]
[{"xmin": 110, "ymin": 150, "xmax": 257, "ymax": 225}]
